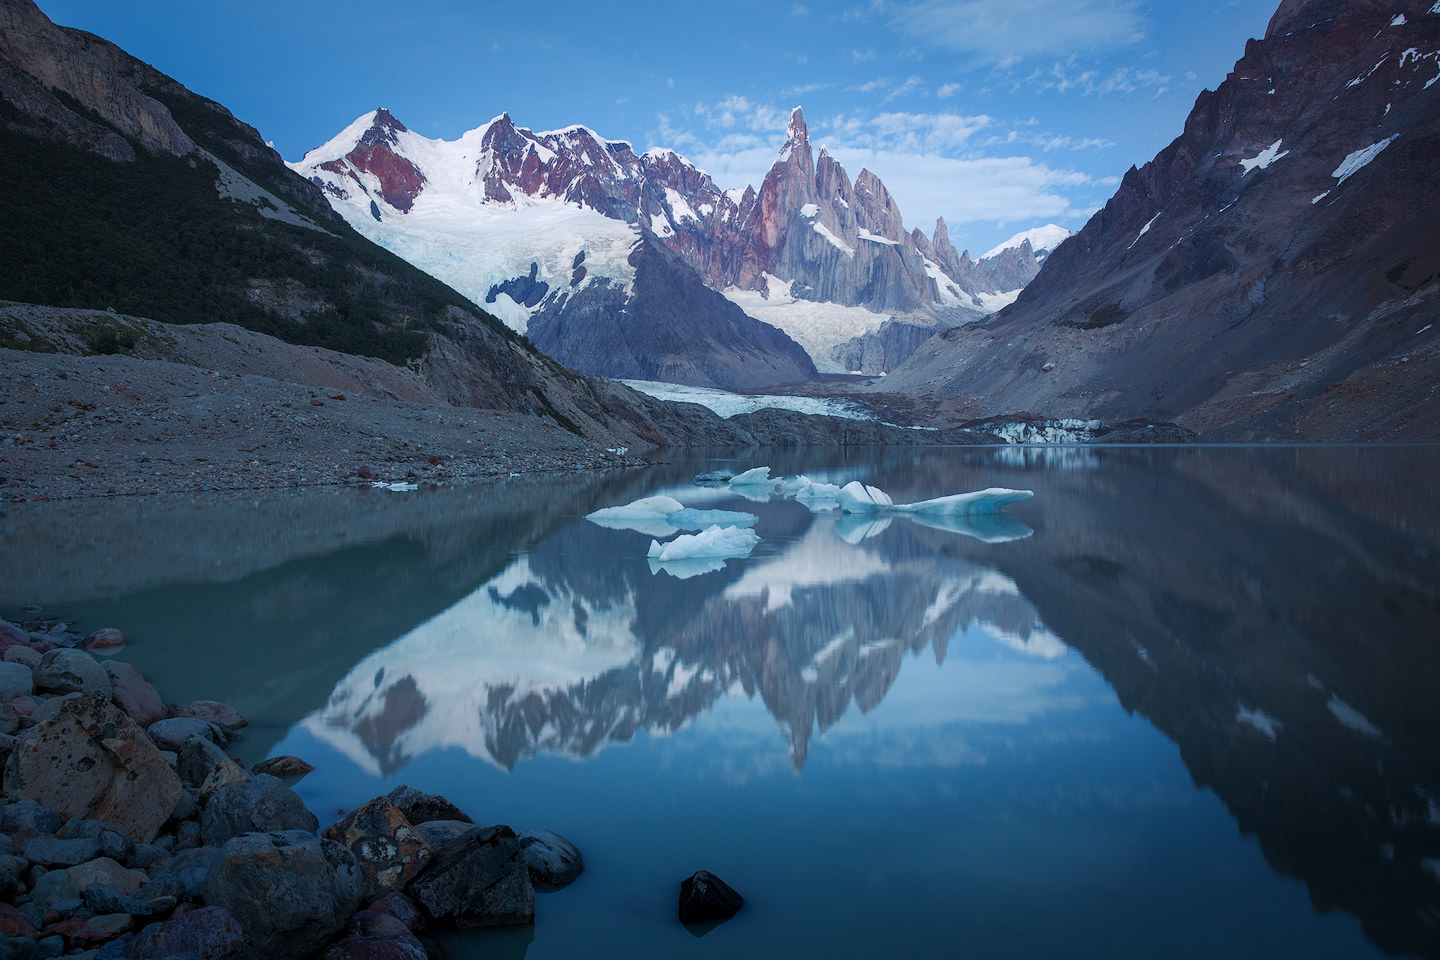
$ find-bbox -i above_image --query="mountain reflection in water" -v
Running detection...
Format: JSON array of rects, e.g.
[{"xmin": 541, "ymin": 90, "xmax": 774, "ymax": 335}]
[{"xmin": 5, "ymin": 446, "xmax": 1437, "ymax": 958}]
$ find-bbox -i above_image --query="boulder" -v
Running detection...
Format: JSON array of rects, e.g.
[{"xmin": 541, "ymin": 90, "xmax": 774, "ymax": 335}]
[
  {"xmin": 385, "ymin": 785, "xmax": 472, "ymax": 825},
  {"xmin": 70, "ymin": 911, "xmax": 134, "ymax": 946},
  {"xmin": 146, "ymin": 718, "xmax": 224, "ymax": 752},
  {"xmin": 60, "ymin": 818, "xmax": 135, "ymax": 865},
  {"xmin": 200, "ymin": 775, "xmax": 317, "ymax": 846},
  {"xmin": 123, "ymin": 904, "xmax": 245, "ymax": 959},
  {"xmin": 0, "ymin": 799, "xmax": 61, "ymax": 834},
  {"xmin": 408, "ymin": 825, "xmax": 533, "ymax": 928},
  {"xmin": 250, "ymin": 756, "xmax": 314, "ymax": 779},
  {"xmin": 315, "ymin": 909, "xmax": 427, "ymax": 960},
  {"xmin": 66, "ymin": 856, "xmax": 148, "ymax": 897},
  {"xmin": 82, "ymin": 882, "xmax": 152, "ymax": 917},
  {"xmin": 365, "ymin": 892, "xmax": 423, "ymax": 932},
  {"xmin": 678, "ymin": 870, "xmax": 744, "ymax": 924},
  {"xmin": 0, "ymin": 663, "xmax": 33, "ymax": 702},
  {"xmin": 413, "ymin": 820, "xmax": 478, "ymax": 849},
  {"xmin": 1, "ymin": 647, "xmax": 39, "ymax": 669},
  {"xmin": 0, "ymin": 620, "xmax": 29, "ymax": 648},
  {"xmin": 202, "ymin": 830, "xmax": 362, "ymax": 960},
  {"xmin": 27, "ymin": 691, "xmax": 81, "ymax": 725},
  {"xmin": 517, "ymin": 829, "xmax": 584, "ymax": 887},
  {"xmin": 320, "ymin": 797, "xmax": 433, "ymax": 902},
  {"xmin": 172, "ymin": 701, "xmax": 246, "ymax": 736},
  {"xmin": 176, "ymin": 737, "xmax": 233, "ymax": 790},
  {"xmin": 32, "ymin": 649, "xmax": 112, "ymax": 698},
  {"xmin": 27, "ymin": 868, "xmax": 80, "ymax": 910},
  {"xmin": 144, "ymin": 846, "xmax": 215, "ymax": 901},
  {"xmin": 82, "ymin": 629, "xmax": 126, "ymax": 654},
  {"xmin": 20, "ymin": 837, "xmax": 100, "ymax": 868},
  {"xmin": 3, "ymin": 693, "xmax": 181, "ymax": 843},
  {"xmin": 102, "ymin": 662, "xmax": 165, "ymax": 728},
  {"xmin": 197, "ymin": 760, "xmax": 251, "ymax": 804}
]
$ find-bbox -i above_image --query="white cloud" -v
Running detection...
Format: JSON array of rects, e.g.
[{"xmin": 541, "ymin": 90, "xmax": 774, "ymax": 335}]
[
  {"xmin": 936, "ymin": 82, "xmax": 963, "ymax": 98},
  {"xmin": 852, "ymin": 48, "xmax": 877, "ymax": 62},
  {"xmin": 791, "ymin": 2, "xmax": 810, "ymax": 13},
  {"xmin": 1012, "ymin": 59, "xmax": 1172, "ymax": 97},
  {"xmin": 894, "ymin": 0, "xmax": 1145, "ymax": 63}
]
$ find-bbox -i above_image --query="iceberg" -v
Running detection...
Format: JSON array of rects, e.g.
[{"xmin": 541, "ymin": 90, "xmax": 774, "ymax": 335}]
[
  {"xmin": 585, "ymin": 495, "xmax": 687, "ymax": 537},
  {"xmin": 838, "ymin": 481, "xmax": 1033, "ymax": 516},
  {"xmin": 647, "ymin": 525, "xmax": 760, "ymax": 562},
  {"xmin": 647, "ymin": 556, "xmax": 730, "ymax": 580},
  {"xmin": 728, "ymin": 466, "xmax": 773, "ymax": 486}
]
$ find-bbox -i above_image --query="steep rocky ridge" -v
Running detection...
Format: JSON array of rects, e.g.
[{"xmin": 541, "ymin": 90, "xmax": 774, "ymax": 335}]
[
  {"xmin": 295, "ymin": 106, "xmax": 1045, "ymax": 377},
  {"xmin": 882, "ymin": 0, "xmax": 1440, "ymax": 440}
]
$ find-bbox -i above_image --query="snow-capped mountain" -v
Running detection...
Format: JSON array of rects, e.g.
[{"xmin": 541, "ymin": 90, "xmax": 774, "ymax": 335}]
[
  {"xmin": 292, "ymin": 107, "xmax": 1045, "ymax": 379},
  {"xmin": 883, "ymin": 0, "xmax": 1440, "ymax": 441}
]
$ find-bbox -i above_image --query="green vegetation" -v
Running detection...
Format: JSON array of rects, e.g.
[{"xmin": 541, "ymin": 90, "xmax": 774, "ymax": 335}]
[{"xmin": 0, "ymin": 111, "xmax": 518, "ymax": 364}]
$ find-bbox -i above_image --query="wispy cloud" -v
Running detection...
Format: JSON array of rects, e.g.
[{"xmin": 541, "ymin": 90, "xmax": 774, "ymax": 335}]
[
  {"xmin": 852, "ymin": 48, "xmax": 877, "ymax": 62},
  {"xmin": 1010, "ymin": 59, "xmax": 1172, "ymax": 97},
  {"xmin": 893, "ymin": 0, "xmax": 1145, "ymax": 64},
  {"xmin": 936, "ymin": 82, "xmax": 963, "ymax": 99}
]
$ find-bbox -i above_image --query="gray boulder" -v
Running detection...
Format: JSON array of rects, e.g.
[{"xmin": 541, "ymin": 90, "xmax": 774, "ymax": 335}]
[
  {"xmin": 0, "ymin": 662, "xmax": 33, "ymax": 702},
  {"xmin": 385, "ymin": 785, "xmax": 472, "ymax": 825},
  {"xmin": 414, "ymin": 819, "xmax": 479, "ymax": 849},
  {"xmin": 200, "ymin": 775, "xmax": 317, "ymax": 846},
  {"xmin": 147, "ymin": 718, "xmax": 224, "ymax": 752},
  {"xmin": 1, "ymin": 799, "xmax": 61, "ymax": 834},
  {"xmin": 21, "ymin": 837, "xmax": 100, "ymax": 868},
  {"xmin": 316, "ymin": 909, "xmax": 427, "ymax": 960},
  {"xmin": 32, "ymin": 649, "xmax": 112, "ymax": 698},
  {"xmin": 518, "ymin": 829, "xmax": 584, "ymax": 887},
  {"xmin": 408, "ymin": 825, "xmax": 533, "ymax": 928},
  {"xmin": 202, "ymin": 830, "xmax": 362, "ymax": 960}
]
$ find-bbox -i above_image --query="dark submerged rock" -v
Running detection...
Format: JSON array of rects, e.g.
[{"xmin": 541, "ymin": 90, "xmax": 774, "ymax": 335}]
[
  {"xmin": 678, "ymin": 870, "xmax": 744, "ymax": 924},
  {"xmin": 407, "ymin": 825, "xmax": 533, "ymax": 929},
  {"xmin": 517, "ymin": 829, "xmax": 584, "ymax": 887}
]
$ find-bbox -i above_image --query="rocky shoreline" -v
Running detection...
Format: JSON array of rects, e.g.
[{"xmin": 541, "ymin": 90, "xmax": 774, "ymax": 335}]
[{"xmin": 0, "ymin": 612, "xmax": 738, "ymax": 959}]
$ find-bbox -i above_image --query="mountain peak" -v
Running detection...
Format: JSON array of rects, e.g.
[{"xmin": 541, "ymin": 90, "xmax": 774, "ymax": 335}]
[{"xmin": 360, "ymin": 107, "xmax": 408, "ymax": 147}]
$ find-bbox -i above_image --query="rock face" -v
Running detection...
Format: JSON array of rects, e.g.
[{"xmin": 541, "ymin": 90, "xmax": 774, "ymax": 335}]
[
  {"xmin": 527, "ymin": 237, "xmax": 819, "ymax": 389},
  {"xmin": 3, "ymin": 693, "xmax": 181, "ymax": 843},
  {"xmin": 408, "ymin": 825, "xmax": 534, "ymax": 928},
  {"xmin": 882, "ymin": 0, "xmax": 1440, "ymax": 441},
  {"xmin": 202, "ymin": 830, "xmax": 363, "ymax": 960}
]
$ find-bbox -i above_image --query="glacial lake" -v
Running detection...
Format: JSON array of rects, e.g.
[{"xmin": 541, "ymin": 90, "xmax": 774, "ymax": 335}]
[{"xmin": 3, "ymin": 444, "xmax": 1438, "ymax": 960}]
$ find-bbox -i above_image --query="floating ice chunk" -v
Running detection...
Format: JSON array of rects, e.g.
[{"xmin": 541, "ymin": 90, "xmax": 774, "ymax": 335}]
[
  {"xmin": 665, "ymin": 508, "xmax": 759, "ymax": 531},
  {"xmin": 586, "ymin": 495, "xmax": 687, "ymax": 537},
  {"xmin": 834, "ymin": 514, "xmax": 893, "ymax": 544},
  {"xmin": 838, "ymin": 481, "xmax": 1033, "ymax": 516},
  {"xmin": 789, "ymin": 475, "xmax": 844, "ymax": 510},
  {"xmin": 647, "ymin": 525, "xmax": 760, "ymax": 562},
  {"xmin": 371, "ymin": 481, "xmax": 419, "ymax": 492},
  {"xmin": 728, "ymin": 466, "xmax": 773, "ymax": 486},
  {"xmin": 837, "ymin": 481, "xmax": 895, "ymax": 512}
]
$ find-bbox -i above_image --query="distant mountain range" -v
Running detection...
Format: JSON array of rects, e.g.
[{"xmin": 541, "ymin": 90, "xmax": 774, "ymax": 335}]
[
  {"xmin": 882, "ymin": 0, "xmax": 1440, "ymax": 440},
  {"xmin": 293, "ymin": 107, "xmax": 1063, "ymax": 385}
]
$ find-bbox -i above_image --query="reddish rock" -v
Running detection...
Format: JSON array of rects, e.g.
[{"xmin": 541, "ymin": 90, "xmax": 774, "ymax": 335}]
[
  {"xmin": 72, "ymin": 912, "xmax": 133, "ymax": 946},
  {"xmin": 250, "ymin": 755, "xmax": 314, "ymax": 779},
  {"xmin": 83, "ymin": 627, "xmax": 126, "ymax": 653},
  {"xmin": 45, "ymin": 916, "xmax": 86, "ymax": 940},
  {"xmin": 321, "ymin": 796, "xmax": 433, "ymax": 901},
  {"xmin": 365, "ymin": 892, "xmax": 423, "ymax": 932},
  {"xmin": 104, "ymin": 661, "xmax": 167, "ymax": 727},
  {"xmin": 0, "ymin": 620, "xmax": 29, "ymax": 647},
  {"xmin": 0, "ymin": 901, "xmax": 38, "ymax": 938},
  {"xmin": 3, "ymin": 693, "xmax": 182, "ymax": 843}
]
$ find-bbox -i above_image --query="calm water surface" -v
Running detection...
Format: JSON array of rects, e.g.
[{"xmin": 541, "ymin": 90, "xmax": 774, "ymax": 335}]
[{"xmin": 3, "ymin": 445, "xmax": 1438, "ymax": 960}]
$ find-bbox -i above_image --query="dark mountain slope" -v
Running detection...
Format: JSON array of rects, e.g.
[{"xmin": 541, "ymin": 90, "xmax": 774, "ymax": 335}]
[
  {"xmin": 882, "ymin": 0, "xmax": 1440, "ymax": 440},
  {"xmin": 0, "ymin": 0, "xmax": 716, "ymax": 447}
]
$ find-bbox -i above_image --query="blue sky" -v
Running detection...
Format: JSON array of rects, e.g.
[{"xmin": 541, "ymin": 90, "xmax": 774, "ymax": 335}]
[{"xmin": 37, "ymin": 0, "xmax": 1278, "ymax": 256}]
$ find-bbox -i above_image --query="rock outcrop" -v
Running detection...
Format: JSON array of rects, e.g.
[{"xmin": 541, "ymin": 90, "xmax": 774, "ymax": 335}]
[{"xmin": 882, "ymin": 0, "xmax": 1440, "ymax": 441}]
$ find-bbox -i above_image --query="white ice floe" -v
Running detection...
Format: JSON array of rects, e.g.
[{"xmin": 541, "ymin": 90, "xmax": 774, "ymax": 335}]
[
  {"xmin": 646, "ymin": 525, "xmax": 760, "ymax": 578},
  {"xmin": 1327, "ymin": 695, "xmax": 1384, "ymax": 739},
  {"xmin": 586, "ymin": 496, "xmax": 757, "ymax": 537},
  {"xmin": 728, "ymin": 466, "xmax": 773, "ymax": 486},
  {"xmin": 837, "ymin": 480, "xmax": 1034, "ymax": 516},
  {"xmin": 371, "ymin": 481, "xmax": 419, "ymax": 492}
]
